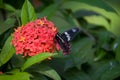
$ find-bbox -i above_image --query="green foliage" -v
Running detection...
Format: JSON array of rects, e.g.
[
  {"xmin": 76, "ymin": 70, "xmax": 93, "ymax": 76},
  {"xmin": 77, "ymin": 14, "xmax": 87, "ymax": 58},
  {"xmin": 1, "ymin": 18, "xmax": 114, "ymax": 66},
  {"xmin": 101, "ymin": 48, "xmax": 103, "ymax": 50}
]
[
  {"xmin": 21, "ymin": 0, "xmax": 37, "ymax": 25},
  {"xmin": 26, "ymin": 64, "xmax": 61, "ymax": 80},
  {"xmin": 0, "ymin": 72, "xmax": 30, "ymax": 80},
  {"xmin": 0, "ymin": 36, "xmax": 15, "ymax": 67},
  {"xmin": 0, "ymin": 0, "xmax": 120, "ymax": 80},
  {"xmin": 21, "ymin": 53, "xmax": 57, "ymax": 71},
  {"xmin": 0, "ymin": 18, "xmax": 16, "ymax": 35},
  {"xmin": 0, "ymin": 3, "xmax": 15, "ymax": 12}
]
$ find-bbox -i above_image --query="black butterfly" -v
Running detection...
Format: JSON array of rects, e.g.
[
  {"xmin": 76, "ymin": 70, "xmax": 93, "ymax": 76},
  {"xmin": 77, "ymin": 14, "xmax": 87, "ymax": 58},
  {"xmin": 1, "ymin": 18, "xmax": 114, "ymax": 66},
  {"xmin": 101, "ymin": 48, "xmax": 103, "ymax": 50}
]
[{"xmin": 55, "ymin": 27, "xmax": 80, "ymax": 54}]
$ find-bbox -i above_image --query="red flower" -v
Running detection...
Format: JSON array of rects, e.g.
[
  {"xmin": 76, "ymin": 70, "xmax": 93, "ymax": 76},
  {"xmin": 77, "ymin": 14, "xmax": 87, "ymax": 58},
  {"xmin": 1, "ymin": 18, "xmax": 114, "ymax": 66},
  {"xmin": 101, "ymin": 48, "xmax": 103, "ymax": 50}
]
[
  {"xmin": 12, "ymin": 17, "xmax": 60, "ymax": 57},
  {"xmin": 0, "ymin": 71, "xmax": 3, "ymax": 74}
]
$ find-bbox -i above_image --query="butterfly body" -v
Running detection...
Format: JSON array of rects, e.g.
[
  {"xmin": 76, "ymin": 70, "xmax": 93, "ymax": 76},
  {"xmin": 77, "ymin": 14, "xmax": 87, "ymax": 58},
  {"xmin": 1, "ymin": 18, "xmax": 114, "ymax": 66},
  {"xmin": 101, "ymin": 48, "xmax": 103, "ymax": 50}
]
[{"xmin": 55, "ymin": 27, "xmax": 80, "ymax": 54}]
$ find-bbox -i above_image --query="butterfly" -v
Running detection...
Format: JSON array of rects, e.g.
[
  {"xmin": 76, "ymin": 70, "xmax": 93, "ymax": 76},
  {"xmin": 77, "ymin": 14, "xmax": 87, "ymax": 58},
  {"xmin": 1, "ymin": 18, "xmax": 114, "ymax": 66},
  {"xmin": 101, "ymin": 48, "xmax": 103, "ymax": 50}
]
[{"xmin": 55, "ymin": 27, "xmax": 80, "ymax": 54}]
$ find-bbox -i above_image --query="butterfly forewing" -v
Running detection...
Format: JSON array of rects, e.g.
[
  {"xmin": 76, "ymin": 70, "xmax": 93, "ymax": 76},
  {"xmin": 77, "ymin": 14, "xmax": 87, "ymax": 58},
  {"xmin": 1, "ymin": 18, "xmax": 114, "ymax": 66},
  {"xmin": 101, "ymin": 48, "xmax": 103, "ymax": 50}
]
[
  {"xmin": 61, "ymin": 27, "xmax": 80, "ymax": 42},
  {"xmin": 55, "ymin": 27, "xmax": 80, "ymax": 54}
]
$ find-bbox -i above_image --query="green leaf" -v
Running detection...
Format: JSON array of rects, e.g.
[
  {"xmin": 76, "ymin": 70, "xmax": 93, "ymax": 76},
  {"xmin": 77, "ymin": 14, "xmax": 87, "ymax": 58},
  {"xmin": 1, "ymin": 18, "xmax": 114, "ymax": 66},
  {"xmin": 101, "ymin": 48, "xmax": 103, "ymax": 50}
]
[
  {"xmin": 38, "ymin": 4, "xmax": 58, "ymax": 19},
  {"xmin": 0, "ymin": 3, "xmax": 15, "ymax": 12},
  {"xmin": 84, "ymin": 15, "xmax": 110, "ymax": 30},
  {"xmin": 104, "ymin": 0, "xmax": 120, "ymax": 15},
  {"xmin": 0, "ymin": 72, "xmax": 30, "ymax": 80},
  {"xmin": 38, "ymin": 65, "xmax": 61, "ymax": 80},
  {"xmin": 89, "ymin": 60, "xmax": 119, "ymax": 80},
  {"xmin": 114, "ymin": 38, "xmax": 120, "ymax": 62},
  {"xmin": 0, "ymin": 0, "xmax": 3, "ymax": 5},
  {"xmin": 21, "ymin": 0, "xmax": 37, "ymax": 25},
  {"xmin": 63, "ymin": 68, "xmax": 91, "ymax": 80},
  {"xmin": 64, "ymin": 38, "xmax": 95, "ymax": 70},
  {"xmin": 61, "ymin": 1, "xmax": 120, "ymax": 36},
  {"xmin": 72, "ymin": 0, "xmax": 116, "ymax": 12},
  {"xmin": 61, "ymin": 1, "xmax": 115, "ymax": 19},
  {"xmin": 27, "ymin": 64, "xmax": 61, "ymax": 80},
  {"xmin": 0, "ymin": 36, "xmax": 15, "ymax": 67},
  {"xmin": 0, "ymin": 18, "xmax": 16, "ymax": 35},
  {"xmin": 101, "ymin": 64, "xmax": 120, "ymax": 80},
  {"xmin": 21, "ymin": 53, "xmax": 57, "ymax": 71},
  {"xmin": 30, "ymin": 72, "xmax": 48, "ymax": 80},
  {"xmin": 10, "ymin": 55, "xmax": 25, "ymax": 68},
  {"xmin": 51, "ymin": 12, "xmax": 75, "ymax": 32}
]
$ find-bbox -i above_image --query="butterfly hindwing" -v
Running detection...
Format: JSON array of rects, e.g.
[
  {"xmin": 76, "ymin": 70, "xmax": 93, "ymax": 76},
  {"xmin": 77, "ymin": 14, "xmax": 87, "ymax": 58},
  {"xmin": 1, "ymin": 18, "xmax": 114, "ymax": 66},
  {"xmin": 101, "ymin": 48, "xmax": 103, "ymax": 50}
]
[{"xmin": 55, "ymin": 33, "xmax": 70, "ymax": 54}]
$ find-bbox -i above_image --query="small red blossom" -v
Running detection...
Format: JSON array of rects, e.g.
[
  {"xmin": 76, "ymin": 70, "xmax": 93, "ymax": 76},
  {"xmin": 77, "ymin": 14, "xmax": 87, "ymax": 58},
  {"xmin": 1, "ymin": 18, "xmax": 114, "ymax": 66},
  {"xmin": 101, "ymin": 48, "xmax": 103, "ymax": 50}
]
[
  {"xmin": 12, "ymin": 17, "xmax": 60, "ymax": 57},
  {"xmin": 0, "ymin": 71, "xmax": 3, "ymax": 74}
]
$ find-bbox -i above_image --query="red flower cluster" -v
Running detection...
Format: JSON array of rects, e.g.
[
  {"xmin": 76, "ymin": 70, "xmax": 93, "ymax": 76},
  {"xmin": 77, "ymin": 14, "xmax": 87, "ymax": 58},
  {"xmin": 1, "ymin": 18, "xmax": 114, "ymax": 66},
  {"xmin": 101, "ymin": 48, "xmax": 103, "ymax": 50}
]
[{"xmin": 12, "ymin": 17, "xmax": 60, "ymax": 57}]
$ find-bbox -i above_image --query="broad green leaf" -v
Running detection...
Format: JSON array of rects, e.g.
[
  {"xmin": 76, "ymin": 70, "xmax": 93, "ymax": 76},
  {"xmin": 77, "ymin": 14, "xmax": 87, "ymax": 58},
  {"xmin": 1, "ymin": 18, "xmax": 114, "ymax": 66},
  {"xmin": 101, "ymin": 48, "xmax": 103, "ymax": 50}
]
[
  {"xmin": 101, "ymin": 64, "xmax": 120, "ymax": 80},
  {"xmin": 27, "ymin": 64, "xmax": 61, "ymax": 80},
  {"xmin": 0, "ymin": 3, "xmax": 15, "ymax": 12},
  {"xmin": 51, "ymin": 11, "xmax": 76, "ymax": 32},
  {"xmin": 61, "ymin": 1, "xmax": 120, "ymax": 36},
  {"xmin": 64, "ymin": 38, "xmax": 95, "ymax": 70},
  {"xmin": 104, "ymin": 0, "xmax": 120, "ymax": 15},
  {"xmin": 84, "ymin": 15, "xmax": 120, "ymax": 36},
  {"xmin": 38, "ymin": 4, "xmax": 58, "ymax": 19},
  {"xmin": 30, "ymin": 72, "xmax": 48, "ymax": 80},
  {"xmin": 0, "ymin": 18, "xmax": 16, "ymax": 35},
  {"xmin": 10, "ymin": 55, "xmax": 25, "ymax": 68},
  {"xmin": 63, "ymin": 68, "xmax": 91, "ymax": 80},
  {"xmin": 89, "ymin": 60, "xmax": 119, "ymax": 80},
  {"xmin": 72, "ymin": 0, "xmax": 116, "ymax": 12},
  {"xmin": 0, "ymin": 36, "xmax": 15, "ymax": 67},
  {"xmin": 21, "ymin": 0, "xmax": 37, "ymax": 25},
  {"xmin": 21, "ymin": 53, "xmax": 57, "ymax": 71},
  {"xmin": 61, "ymin": 1, "xmax": 116, "ymax": 19},
  {"xmin": 84, "ymin": 15, "xmax": 110, "ymax": 30},
  {"xmin": 38, "ymin": 65, "xmax": 61, "ymax": 80},
  {"xmin": 0, "ymin": 72, "xmax": 30, "ymax": 80}
]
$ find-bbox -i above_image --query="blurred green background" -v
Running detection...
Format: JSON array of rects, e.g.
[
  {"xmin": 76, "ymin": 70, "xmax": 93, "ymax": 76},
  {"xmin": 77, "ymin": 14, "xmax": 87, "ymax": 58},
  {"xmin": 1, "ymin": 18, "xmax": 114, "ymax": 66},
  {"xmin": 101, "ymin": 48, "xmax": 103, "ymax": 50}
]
[{"xmin": 0, "ymin": 0, "xmax": 120, "ymax": 80}]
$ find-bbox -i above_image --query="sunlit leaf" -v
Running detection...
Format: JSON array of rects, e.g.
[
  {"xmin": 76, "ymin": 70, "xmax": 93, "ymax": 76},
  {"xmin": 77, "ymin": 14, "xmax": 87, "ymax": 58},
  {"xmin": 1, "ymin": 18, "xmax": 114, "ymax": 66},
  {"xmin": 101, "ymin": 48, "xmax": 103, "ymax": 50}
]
[
  {"xmin": 0, "ymin": 72, "xmax": 30, "ymax": 80},
  {"xmin": 21, "ymin": 0, "xmax": 37, "ymax": 25},
  {"xmin": 84, "ymin": 15, "xmax": 110, "ymax": 30},
  {"xmin": 0, "ymin": 36, "xmax": 15, "ymax": 67},
  {"xmin": 21, "ymin": 53, "xmax": 57, "ymax": 71},
  {"xmin": 73, "ymin": 0, "xmax": 116, "ymax": 12},
  {"xmin": 61, "ymin": 1, "xmax": 120, "ymax": 36},
  {"xmin": 61, "ymin": 1, "xmax": 115, "ymax": 19}
]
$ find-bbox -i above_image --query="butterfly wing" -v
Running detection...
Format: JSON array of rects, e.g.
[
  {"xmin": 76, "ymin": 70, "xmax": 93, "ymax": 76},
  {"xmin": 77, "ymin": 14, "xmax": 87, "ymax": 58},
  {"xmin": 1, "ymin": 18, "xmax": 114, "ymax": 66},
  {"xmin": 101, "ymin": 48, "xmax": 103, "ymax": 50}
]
[
  {"xmin": 55, "ymin": 27, "xmax": 80, "ymax": 54},
  {"xmin": 61, "ymin": 27, "xmax": 80, "ymax": 42},
  {"xmin": 55, "ymin": 33, "xmax": 70, "ymax": 54}
]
